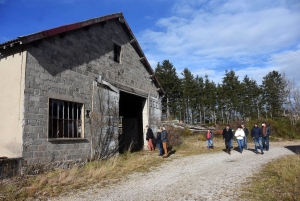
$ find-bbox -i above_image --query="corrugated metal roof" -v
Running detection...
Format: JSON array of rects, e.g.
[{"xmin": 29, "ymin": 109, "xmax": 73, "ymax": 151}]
[{"xmin": 0, "ymin": 12, "xmax": 164, "ymax": 94}]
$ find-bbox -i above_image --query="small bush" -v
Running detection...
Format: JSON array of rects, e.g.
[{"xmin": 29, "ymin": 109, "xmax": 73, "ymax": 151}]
[
  {"xmin": 182, "ymin": 127, "xmax": 192, "ymax": 136},
  {"xmin": 166, "ymin": 125, "xmax": 183, "ymax": 147},
  {"xmin": 198, "ymin": 134, "xmax": 206, "ymax": 141},
  {"xmin": 215, "ymin": 130, "xmax": 223, "ymax": 135}
]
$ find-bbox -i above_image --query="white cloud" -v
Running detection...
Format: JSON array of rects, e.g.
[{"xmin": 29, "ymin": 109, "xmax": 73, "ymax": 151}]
[
  {"xmin": 268, "ymin": 46, "xmax": 300, "ymax": 86},
  {"xmin": 138, "ymin": 0, "xmax": 300, "ymax": 85}
]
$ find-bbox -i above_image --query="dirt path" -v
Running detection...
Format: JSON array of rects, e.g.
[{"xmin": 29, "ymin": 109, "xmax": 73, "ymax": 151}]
[{"xmin": 50, "ymin": 141, "xmax": 300, "ymax": 201}]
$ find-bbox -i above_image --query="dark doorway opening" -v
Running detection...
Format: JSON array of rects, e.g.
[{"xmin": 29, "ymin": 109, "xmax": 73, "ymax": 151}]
[{"xmin": 119, "ymin": 91, "xmax": 145, "ymax": 153}]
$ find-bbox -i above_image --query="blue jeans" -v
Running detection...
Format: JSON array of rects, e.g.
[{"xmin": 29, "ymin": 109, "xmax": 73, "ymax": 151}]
[
  {"xmin": 230, "ymin": 139, "xmax": 233, "ymax": 148},
  {"xmin": 243, "ymin": 135, "xmax": 248, "ymax": 149},
  {"xmin": 237, "ymin": 139, "xmax": 244, "ymax": 153},
  {"xmin": 253, "ymin": 138, "xmax": 263, "ymax": 153},
  {"xmin": 207, "ymin": 139, "xmax": 214, "ymax": 148},
  {"xmin": 157, "ymin": 143, "xmax": 163, "ymax": 155},
  {"xmin": 262, "ymin": 136, "xmax": 269, "ymax": 150}
]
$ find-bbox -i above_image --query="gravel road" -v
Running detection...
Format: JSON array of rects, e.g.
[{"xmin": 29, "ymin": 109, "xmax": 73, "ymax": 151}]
[{"xmin": 50, "ymin": 142, "xmax": 299, "ymax": 201}]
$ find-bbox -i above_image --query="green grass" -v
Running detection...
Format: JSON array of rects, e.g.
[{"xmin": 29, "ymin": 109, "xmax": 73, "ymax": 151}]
[{"xmin": 241, "ymin": 154, "xmax": 300, "ymax": 201}]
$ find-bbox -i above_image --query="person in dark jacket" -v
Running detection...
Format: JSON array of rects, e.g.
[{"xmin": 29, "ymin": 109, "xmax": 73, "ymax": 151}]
[
  {"xmin": 156, "ymin": 128, "xmax": 163, "ymax": 156},
  {"xmin": 262, "ymin": 122, "xmax": 271, "ymax": 151},
  {"xmin": 251, "ymin": 123, "xmax": 264, "ymax": 154},
  {"xmin": 222, "ymin": 125, "xmax": 233, "ymax": 155},
  {"xmin": 206, "ymin": 129, "xmax": 214, "ymax": 149},
  {"xmin": 241, "ymin": 124, "xmax": 249, "ymax": 150},
  {"xmin": 146, "ymin": 125, "xmax": 154, "ymax": 151},
  {"xmin": 161, "ymin": 126, "xmax": 168, "ymax": 158}
]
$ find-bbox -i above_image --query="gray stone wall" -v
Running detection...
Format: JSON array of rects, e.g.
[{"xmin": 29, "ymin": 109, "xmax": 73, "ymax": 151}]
[{"xmin": 22, "ymin": 18, "xmax": 159, "ymax": 165}]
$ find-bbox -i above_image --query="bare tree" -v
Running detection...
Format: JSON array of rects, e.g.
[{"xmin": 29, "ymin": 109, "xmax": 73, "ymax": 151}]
[
  {"xmin": 90, "ymin": 85, "xmax": 120, "ymax": 160},
  {"xmin": 284, "ymin": 75, "xmax": 300, "ymax": 125}
]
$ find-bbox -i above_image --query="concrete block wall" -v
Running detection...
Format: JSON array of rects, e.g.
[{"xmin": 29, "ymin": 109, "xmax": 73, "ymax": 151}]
[{"xmin": 22, "ymin": 18, "xmax": 159, "ymax": 165}]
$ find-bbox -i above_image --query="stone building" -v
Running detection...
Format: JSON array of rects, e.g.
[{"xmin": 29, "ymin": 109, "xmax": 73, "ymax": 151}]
[{"xmin": 0, "ymin": 12, "xmax": 163, "ymax": 166}]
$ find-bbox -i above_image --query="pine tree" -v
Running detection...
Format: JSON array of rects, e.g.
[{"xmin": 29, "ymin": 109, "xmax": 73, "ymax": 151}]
[
  {"xmin": 240, "ymin": 75, "xmax": 262, "ymax": 120},
  {"xmin": 221, "ymin": 70, "xmax": 241, "ymax": 123},
  {"xmin": 155, "ymin": 60, "xmax": 181, "ymax": 120},
  {"xmin": 181, "ymin": 68, "xmax": 197, "ymax": 124},
  {"xmin": 195, "ymin": 75, "xmax": 204, "ymax": 124},
  {"xmin": 261, "ymin": 71, "xmax": 287, "ymax": 118}
]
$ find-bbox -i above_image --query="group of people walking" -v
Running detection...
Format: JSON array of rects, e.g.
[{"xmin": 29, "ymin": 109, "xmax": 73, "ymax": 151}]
[
  {"xmin": 145, "ymin": 125, "xmax": 168, "ymax": 158},
  {"xmin": 206, "ymin": 122, "xmax": 271, "ymax": 155}
]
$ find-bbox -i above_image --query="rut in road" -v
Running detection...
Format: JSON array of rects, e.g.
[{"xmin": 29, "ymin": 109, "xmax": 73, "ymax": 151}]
[{"xmin": 51, "ymin": 145, "xmax": 297, "ymax": 201}]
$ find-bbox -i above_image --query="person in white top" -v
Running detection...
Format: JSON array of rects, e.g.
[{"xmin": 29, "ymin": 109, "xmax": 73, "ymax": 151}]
[{"xmin": 234, "ymin": 126, "xmax": 245, "ymax": 153}]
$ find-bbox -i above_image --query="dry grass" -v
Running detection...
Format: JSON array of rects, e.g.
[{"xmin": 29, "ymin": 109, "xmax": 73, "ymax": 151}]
[
  {"xmin": 241, "ymin": 154, "xmax": 300, "ymax": 201},
  {"xmin": 175, "ymin": 134, "xmax": 226, "ymax": 156},
  {"xmin": 0, "ymin": 150, "xmax": 166, "ymax": 201},
  {"xmin": 0, "ymin": 134, "xmax": 237, "ymax": 201}
]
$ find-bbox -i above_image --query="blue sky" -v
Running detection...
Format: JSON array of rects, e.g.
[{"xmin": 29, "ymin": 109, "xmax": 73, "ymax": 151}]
[{"xmin": 1, "ymin": 0, "xmax": 300, "ymax": 85}]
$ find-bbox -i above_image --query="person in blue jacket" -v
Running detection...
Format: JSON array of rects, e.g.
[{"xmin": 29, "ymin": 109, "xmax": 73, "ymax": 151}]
[
  {"xmin": 251, "ymin": 123, "xmax": 264, "ymax": 154},
  {"xmin": 156, "ymin": 128, "xmax": 163, "ymax": 156}
]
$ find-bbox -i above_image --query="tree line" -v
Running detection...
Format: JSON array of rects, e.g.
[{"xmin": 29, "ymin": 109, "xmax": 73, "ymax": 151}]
[{"xmin": 155, "ymin": 60, "xmax": 299, "ymax": 125}]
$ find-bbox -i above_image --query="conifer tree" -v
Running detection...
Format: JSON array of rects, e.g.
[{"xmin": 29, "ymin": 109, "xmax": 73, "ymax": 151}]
[
  {"xmin": 181, "ymin": 68, "xmax": 197, "ymax": 124},
  {"xmin": 261, "ymin": 71, "xmax": 287, "ymax": 118},
  {"xmin": 155, "ymin": 60, "xmax": 181, "ymax": 120}
]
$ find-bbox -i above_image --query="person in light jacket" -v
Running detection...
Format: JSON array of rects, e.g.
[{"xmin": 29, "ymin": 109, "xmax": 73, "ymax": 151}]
[
  {"xmin": 241, "ymin": 124, "xmax": 249, "ymax": 150},
  {"xmin": 206, "ymin": 129, "xmax": 214, "ymax": 149},
  {"xmin": 235, "ymin": 126, "xmax": 245, "ymax": 153},
  {"xmin": 161, "ymin": 126, "xmax": 168, "ymax": 158}
]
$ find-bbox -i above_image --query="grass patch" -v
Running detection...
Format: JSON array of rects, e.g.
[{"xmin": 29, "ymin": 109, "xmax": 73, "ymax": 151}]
[
  {"xmin": 0, "ymin": 134, "xmax": 223, "ymax": 201},
  {"xmin": 241, "ymin": 154, "xmax": 300, "ymax": 201},
  {"xmin": 0, "ymin": 151, "xmax": 165, "ymax": 201},
  {"xmin": 175, "ymin": 134, "xmax": 225, "ymax": 156}
]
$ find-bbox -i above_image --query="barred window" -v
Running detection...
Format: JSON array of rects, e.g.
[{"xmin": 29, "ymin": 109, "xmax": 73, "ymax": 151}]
[{"xmin": 48, "ymin": 99, "xmax": 83, "ymax": 138}]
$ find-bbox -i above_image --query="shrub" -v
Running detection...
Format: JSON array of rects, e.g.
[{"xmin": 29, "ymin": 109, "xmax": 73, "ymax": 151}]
[
  {"xmin": 198, "ymin": 133, "xmax": 206, "ymax": 141},
  {"xmin": 166, "ymin": 125, "xmax": 183, "ymax": 147},
  {"xmin": 182, "ymin": 127, "xmax": 192, "ymax": 136}
]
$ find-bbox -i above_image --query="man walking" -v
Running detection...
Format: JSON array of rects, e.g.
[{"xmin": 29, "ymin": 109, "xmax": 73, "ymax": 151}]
[
  {"xmin": 206, "ymin": 129, "xmax": 214, "ymax": 149},
  {"xmin": 251, "ymin": 123, "xmax": 264, "ymax": 154},
  {"xmin": 262, "ymin": 122, "xmax": 271, "ymax": 151},
  {"xmin": 161, "ymin": 126, "xmax": 168, "ymax": 158},
  {"xmin": 241, "ymin": 124, "xmax": 249, "ymax": 150},
  {"xmin": 222, "ymin": 125, "xmax": 233, "ymax": 155}
]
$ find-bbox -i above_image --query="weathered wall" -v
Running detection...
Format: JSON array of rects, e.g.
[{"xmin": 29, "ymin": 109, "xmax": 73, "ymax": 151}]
[
  {"xmin": 0, "ymin": 48, "xmax": 26, "ymax": 158},
  {"xmin": 0, "ymin": 157, "xmax": 22, "ymax": 179},
  {"xmin": 22, "ymin": 18, "xmax": 160, "ymax": 164}
]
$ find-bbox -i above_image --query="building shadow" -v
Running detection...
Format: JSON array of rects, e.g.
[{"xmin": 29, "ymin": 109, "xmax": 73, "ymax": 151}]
[{"xmin": 284, "ymin": 145, "xmax": 300, "ymax": 154}]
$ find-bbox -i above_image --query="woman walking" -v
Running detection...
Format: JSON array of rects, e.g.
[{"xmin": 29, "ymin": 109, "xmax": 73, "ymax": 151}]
[{"xmin": 235, "ymin": 126, "xmax": 245, "ymax": 153}]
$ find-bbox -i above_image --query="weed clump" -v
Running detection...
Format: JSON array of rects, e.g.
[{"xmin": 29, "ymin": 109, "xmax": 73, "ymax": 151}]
[{"xmin": 242, "ymin": 154, "xmax": 300, "ymax": 201}]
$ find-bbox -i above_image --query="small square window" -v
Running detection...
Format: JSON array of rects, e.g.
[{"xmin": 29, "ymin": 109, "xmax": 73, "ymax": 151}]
[
  {"xmin": 114, "ymin": 43, "xmax": 121, "ymax": 63},
  {"xmin": 48, "ymin": 99, "xmax": 83, "ymax": 138}
]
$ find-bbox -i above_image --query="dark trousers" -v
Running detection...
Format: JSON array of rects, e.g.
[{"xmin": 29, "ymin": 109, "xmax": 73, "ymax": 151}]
[
  {"xmin": 157, "ymin": 143, "xmax": 163, "ymax": 155},
  {"xmin": 225, "ymin": 139, "xmax": 231, "ymax": 151},
  {"xmin": 262, "ymin": 136, "xmax": 269, "ymax": 150}
]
